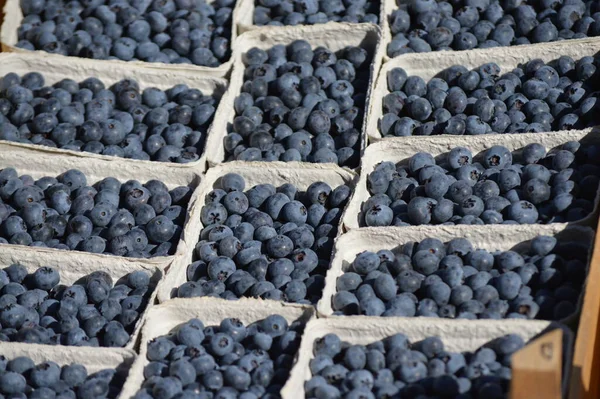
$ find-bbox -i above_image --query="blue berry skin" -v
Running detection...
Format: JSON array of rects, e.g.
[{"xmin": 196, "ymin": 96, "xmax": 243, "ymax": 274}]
[
  {"xmin": 226, "ymin": 42, "xmax": 369, "ymax": 168},
  {"xmin": 307, "ymin": 331, "xmax": 524, "ymax": 398},
  {"xmin": 17, "ymin": 0, "xmax": 232, "ymax": 66},
  {"xmin": 380, "ymin": 60, "xmax": 600, "ymax": 138},
  {"xmin": 254, "ymin": 0, "xmax": 377, "ymax": 26},
  {"xmin": 388, "ymin": 0, "xmax": 600, "ymax": 56},
  {"xmin": 179, "ymin": 175, "xmax": 352, "ymax": 304},
  {"xmin": 0, "ymin": 74, "xmax": 218, "ymax": 163},
  {"xmin": 0, "ymin": 267, "xmax": 151, "ymax": 348},
  {"xmin": 364, "ymin": 139, "xmax": 600, "ymax": 226},
  {"xmin": 137, "ymin": 315, "xmax": 300, "ymax": 398},
  {"xmin": 0, "ymin": 167, "xmax": 189, "ymax": 257},
  {"xmin": 334, "ymin": 233, "xmax": 586, "ymax": 321}
]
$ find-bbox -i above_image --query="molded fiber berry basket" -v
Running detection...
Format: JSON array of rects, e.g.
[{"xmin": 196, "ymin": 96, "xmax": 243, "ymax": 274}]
[
  {"xmin": 203, "ymin": 23, "xmax": 384, "ymax": 170},
  {"xmin": 0, "ymin": 0, "xmax": 242, "ymax": 78},
  {"xmin": 233, "ymin": 0, "xmax": 386, "ymax": 35},
  {"xmin": 155, "ymin": 161, "xmax": 358, "ymax": 304},
  {"xmin": 341, "ymin": 129, "xmax": 600, "ymax": 230},
  {"xmin": 0, "ymin": 52, "xmax": 229, "ymax": 174},
  {"xmin": 365, "ymin": 37, "xmax": 600, "ymax": 143},
  {"xmin": 0, "ymin": 141, "xmax": 203, "ymax": 271},
  {"xmin": 379, "ymin": 0, "xmax": 600, "ymax": 63},
  {"xmin": 315, "ymin": 224, "xmax": 594, "ymax": 326},
  {"xmin": 0, "ymin": 243, "xmax": 166, "ymax": 351},
  {"xmin": 570, "ymin": 209, "xmax": 600, "ymax": 399},
  {"xmin": 118, "ymin": 297, "xmax": 314, "ymax": 399},
  {"xmin": 0, "ymin": 340, "xmax": 136, "ymax": 381},
  {"xmin": 280, "ymin": 316, "xmax": 573, "ymax": 398}
]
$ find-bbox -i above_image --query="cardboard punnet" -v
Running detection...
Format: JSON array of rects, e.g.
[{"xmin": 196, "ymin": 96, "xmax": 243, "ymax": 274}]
[
  {"xmin": 316, "ymin": 224, "xmax": 594, "ymax": 325},
  {"xmin": 0, "ymin": 342, "xmax": 136, "ymax": 397},
  {"xmin": 280, "ymin": 316, "xmax": 572, "ymax": 398},
  {"xmin": 204, "ymin": 23, "xmax": 383, "ymax": 170},
  {"xmin": 0, "ymin": 243, "xmax": 165, "ymax": 351},
  {"xmin": 379, "ymin": 0, "xmax": 600, "ymax": 64},
  {"xmin": 0, "ymin": 52, "xmax": 229, "ymax": 174},
  {"xmin": 0, "ymin": 141, "xmax": 203, "ymax": 273},
  {"xmin": 155, "ymin": 161, "xmax": 358, "ymax": 304},
  {"xmin": 366, "ymin": 36, "xmax": 600, "ymax": 143},
  {"xmin": 0, "ymin": 0, "xmax": 241, "ymax": 78},
  {"xmin": 118, "ymin": 297, "xmax": 314, "ymax": 399},
  {"xmin": 0, "ymin": 341, "xmax": 136, "ymax": 374},
  {"xmin": 342, "ymin": 129, "xmax": 600, "ymax": 230},
  {"xmin": 233, "ymin": 0, "xmax": 385, "ymax": 36}
]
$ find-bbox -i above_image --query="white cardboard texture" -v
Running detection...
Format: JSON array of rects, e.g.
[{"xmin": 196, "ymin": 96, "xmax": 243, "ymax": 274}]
[
  {"xmin": 380, "ymin": 0, "xmax": 600, "ymax": 63},
  {"xmin": 118, "ymin": 297, "xmax": 314, "ymax": 399},
  {"xmin": 342, "ymin": 129, "xmax": 600, "ymax": 230},
  {"xmin": 155, "ymin": 161, "xmax": 358, "ymax": 303},
  {"xmin": 0, "ymin": 141, "xmax": 203, "ymax": 272},
  {"xmin": 0, "ymin": 0, "xmax": 241, "ymax": 78},
  {"xmin": 281, "ymin": 316, "xmax": 555, "ymax": 398},
  {"xmin": 316, "ymin": 224, "xmax": 594, "ymax": 325},
  {"xmin": 204, "ymin": 23, "xmax": 383, "ymax": 170},
  {"xmin": 366, "ymin": 37, "xmax": 600, "ymax": 142},
  {"xmin": 0, "ymin": 341, "xmax": 136, "ymax": 375},
  {"xmin": 0, "ymin": 52, "xmax": 229, "ymax": 174}
]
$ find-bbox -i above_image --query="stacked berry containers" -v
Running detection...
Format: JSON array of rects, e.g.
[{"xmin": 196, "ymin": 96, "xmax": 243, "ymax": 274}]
[
  {"xmin": 0, "ymin": 3, "xmax": 384, "ymax": 399},
  {"xmin": 329, "ymin": 131, "xmax": 599, "ymax": 396},
  {"xmin": 309, "ymin": 2, "xmax": 600, "ymax": 396},
  {"xmin": 0, "ymin": 0, "xmax": 597, "ymax": 394},
  {"xmin": 0, "ymin": 141, "xmax": 206, "ymax": 354},
  {"xmin": 113, "ymin": 23, "xmax": 384, "ymax": 399}
]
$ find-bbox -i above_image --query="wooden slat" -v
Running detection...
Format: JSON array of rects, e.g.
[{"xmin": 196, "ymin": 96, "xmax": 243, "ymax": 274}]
[
  {"xmin": 0, "ymin": 0, "xmax": 5, "ymax": 47},
  {"xmin": 570, "ymin": 212, "xmax": 600, "ymax": 399},
  {"xmin": 511, "ymin": 329, "xmax": 563, "ymax": 399}
]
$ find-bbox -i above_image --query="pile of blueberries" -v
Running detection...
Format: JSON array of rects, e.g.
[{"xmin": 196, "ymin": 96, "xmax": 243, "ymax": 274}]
[
  {"xmin": 362, "ymin": 141, "xmax": 600, "ymax": 226},
  {"xmin": 0, "ymin": 354, "xmax": 122, "ymax": 398},
  {"xmin": 332, "ymin": 235, "xmax": 587, "ymax": 320},
  {"xmin": 254, "ymin": 0, "xmax": 379, "ymax": 26},
  {"xmin": 306, "ymin": 332, "xmax": 523, "ymax": 398},
  {"xmin": 225, "ymin": 40, "xmax": 371, "ymax": 168},
  {"xmin": 0, "ymin": 168, "xmax": 190, "ymax": 257},
  {"xmin": 134, "ymin": 315, "xmax": 302, "ymax": 399},
  {"xmin": 16, "ymin": 0, "xmax": 233, "ymax": 66},
  {"xmin": 388, "ymin": 0, "xmax": 600, "ymax": 56},
  {"xmin": 176, "ymin": 173, "xmax": 352, "ymax": 304},
  {"xmin": 0, "ymin": 73, "xmax": 218, "ymax": 163},
  {"xmin": 0, "ymin": 264, "xmax": 153, "ymax": 347},
  {"xmin": 380, "ymin": 58, "xmax": 600, "ymax": 138}
]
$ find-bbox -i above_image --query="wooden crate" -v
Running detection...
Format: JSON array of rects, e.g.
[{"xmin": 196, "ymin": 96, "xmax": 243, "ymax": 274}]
[
  {"xmin": 512, "ymin": 329, "xmax": 567, "ymax": 399},
  {"xmin": 570, "ymin": 213, "xmax": 600, "ymax": 398}
]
